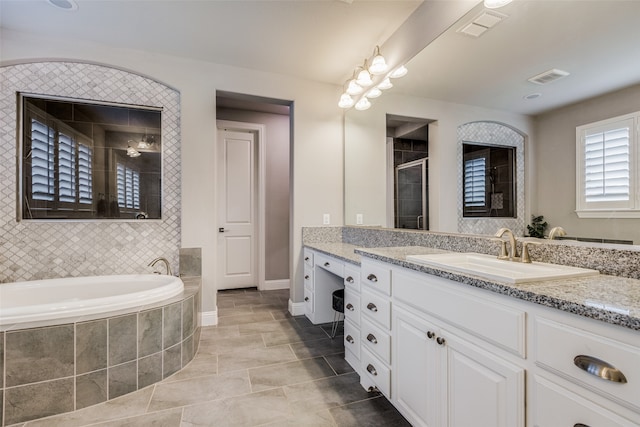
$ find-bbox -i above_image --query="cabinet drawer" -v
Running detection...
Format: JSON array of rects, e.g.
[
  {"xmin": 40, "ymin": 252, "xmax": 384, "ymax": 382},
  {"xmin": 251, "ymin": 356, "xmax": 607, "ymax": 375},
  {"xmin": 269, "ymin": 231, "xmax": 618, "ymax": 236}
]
[
  {"xmin": 393, "ymin": 267, "xmax": 525, "ymax": 358},
  {"xmin": 303, "ymin": 249, "xmax": 314, "ymax": 268},
  {"xmin": 344, "ymin": 290, "xmax": 361, "ymax": 326},
  {"xmin": 361, "ymin": 259, "xmax": 391, "ymax": 295},
  {"xmin": 535, "ymin": 316, "xmax": 640, "ymax": 412},
  {"xmin": 533, "ymin": 375, "xmax": 638, "ymax": 427},
  {"xmin": 304, "ymin": 287, "xmax": 313, "ymax": 314},
  {"xmin": 316, "ymin": 253, "xmax": 344, "ymax": 278},
  {"xmin": 344, "ymin": 265, "xmax": 361, "ymax": 293},
  {"xmin": 361, "ymin": 318, "xmax": 391, "ymax": 364},
  {"xmin": 344, "ymin": 319, "xmax": 360, "ymax": 359},
  {"xmin": 303, "ymin": 267, "xmax": 314, "ymax": 290},
  {"xmin": 361, "ymin": 288, "xmax": 391, "ymax": 330},
  {"xmin": 361, "ymin": 347, "xmax": 391, "ymax": 397}
]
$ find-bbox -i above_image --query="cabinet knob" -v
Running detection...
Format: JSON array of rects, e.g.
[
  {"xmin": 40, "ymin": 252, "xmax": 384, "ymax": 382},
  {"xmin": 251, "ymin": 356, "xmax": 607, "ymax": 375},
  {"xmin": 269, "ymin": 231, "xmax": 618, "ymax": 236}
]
[
  {"xmin": 436, "ymin": 337, "xmax": 446, "ymax": 346},
  {"xmin": 304, "ymin": 256, "xmax": 309, "ymax": 261},
  {"xmin": 304, "ymin": 297, "xmax": 309, "ymax": 302},
  {"xmin": 324, "ymin": 262, "xmax": 330, "ymax": 267},
  {"xmin": 574, "ymin": 355, "xmax": 628, "ymax": 383},
  {"xmin": 366, "ymin": 302, "xmax": 378, "ymax": 312},
  {"xmin": 304, "ymin": 275, "xmax": 310, "ymax": 280},
  {"xmin": 367, "ymin": 333, "xmax": 378, "ymax": 344},
  {"xmin": 346, "ymin": 335, "xmax": 355, "ymax": 344},
  {"xmin": 346, "ymin": 276, "xmax": 355, "ymax": 284},
  {"xmin": 346, "ymin": 303, "xmax": 355, "ymax": 311},
  {"xmin": 427, "ymin": 331, "xmax": 436, "ymax": 340},
  {"xmin": 367, "ymin": 274, "xmax": 378, "ymax": 283},
  {"xmin": 366, "ymin": 364, "xmax": 378, "ymax": 376}
]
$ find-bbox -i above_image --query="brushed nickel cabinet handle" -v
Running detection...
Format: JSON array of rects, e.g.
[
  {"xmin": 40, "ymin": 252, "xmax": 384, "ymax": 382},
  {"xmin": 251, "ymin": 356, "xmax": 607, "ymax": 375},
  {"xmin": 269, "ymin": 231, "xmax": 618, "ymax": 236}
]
[
  {"xmin": 366, "ymin": 302, "xmax": 378, "ymax": 312},
  {"xmin": 367, "ymin": 274, "xmax": 378, "ymax": 282},
  {"xmin": 366, "ymin": 364, "xmax": 378, "ymax": 376},
  {"xmin": 427, "ymin": 331, "xmax": 436, "ymax": 340},
  {"xmin": 436, "ymin": 337, "xmax": 446, "ymax": 346},
  {"xmin": 346, "ymin": 335, "xmax": 354, "ymax": 344},
  {"xmin": 346, "ymin": 276, "xmax": 355, "ymax": 284},
  {"xmin": 367, "ymin": 333, "xmax": 378, "ymax": 344},
  {"xmin": 304, "ymin": 275, "xmax": 310, "ymax": 280},
  {"xmin": 304, "ymin": 256, "xmax": 309, "ymax": 261},
  {"xmin": 574, "ymin": 355, "xmax": 628, "ymax": 383},
  {"xmin": 324, "ymin": 262, "xmax": 330, "ymax": 267},
  {"xmin": 574, "ymin": 424, "xmax": 591, "ymax": 427},
  {"xmin": 304, "ymin": 297, "xmax": 309, "ymax": 302},
  {"xmin": 346, "ymin": 303, "xmax": 355, "ymax": 311}
]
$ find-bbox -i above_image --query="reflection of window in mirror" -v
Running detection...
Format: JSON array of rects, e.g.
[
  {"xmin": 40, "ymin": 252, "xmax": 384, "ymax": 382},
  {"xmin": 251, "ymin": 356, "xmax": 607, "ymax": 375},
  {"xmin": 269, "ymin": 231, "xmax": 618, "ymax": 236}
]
[
  {"xmin": 19, "ymin": 93, "xmax": 162, "ymax": 220},
  {"xmin": 462, "ymin": 143, "xmax": 515, "ymax": 218}
]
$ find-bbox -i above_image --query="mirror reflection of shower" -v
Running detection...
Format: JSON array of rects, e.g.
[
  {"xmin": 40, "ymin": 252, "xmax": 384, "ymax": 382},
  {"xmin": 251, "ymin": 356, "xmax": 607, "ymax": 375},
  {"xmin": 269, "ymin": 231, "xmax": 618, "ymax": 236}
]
[{"xmin": 387, "ymin": 114, "xmax": 432, "ymax": 230}]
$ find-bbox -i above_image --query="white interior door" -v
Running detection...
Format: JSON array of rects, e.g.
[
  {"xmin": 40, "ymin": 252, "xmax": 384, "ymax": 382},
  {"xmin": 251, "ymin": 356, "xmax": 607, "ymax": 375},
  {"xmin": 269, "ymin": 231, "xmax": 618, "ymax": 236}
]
[{"xmin": 217, "ymin": 129, "xmax": 257, "ymax": 290}]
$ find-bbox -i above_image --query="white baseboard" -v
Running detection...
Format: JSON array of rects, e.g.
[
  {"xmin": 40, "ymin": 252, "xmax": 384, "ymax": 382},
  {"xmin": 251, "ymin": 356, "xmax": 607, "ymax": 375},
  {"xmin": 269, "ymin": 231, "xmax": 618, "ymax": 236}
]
[
  {"xmin": 262, "ymin": 279, "xmax": 290, "ymax": 291},
  {"xmin": 288, "ymin": 299, "xmax": 306, "ymax": 316},
  {"xmin": 201, "ymin": 310, "xmax": 218, "ymax": 326}
]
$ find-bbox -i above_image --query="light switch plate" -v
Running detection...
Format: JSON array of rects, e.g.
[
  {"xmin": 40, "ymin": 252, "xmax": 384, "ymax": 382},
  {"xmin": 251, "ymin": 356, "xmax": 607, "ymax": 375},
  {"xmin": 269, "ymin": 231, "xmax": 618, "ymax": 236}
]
[
  {"xmin": 356, "ymin": 214, "xmax": 363, "ymax": 225},
  {"xmin": 323, "ymin": 213, "xmax": 330, "ymax": 225}
]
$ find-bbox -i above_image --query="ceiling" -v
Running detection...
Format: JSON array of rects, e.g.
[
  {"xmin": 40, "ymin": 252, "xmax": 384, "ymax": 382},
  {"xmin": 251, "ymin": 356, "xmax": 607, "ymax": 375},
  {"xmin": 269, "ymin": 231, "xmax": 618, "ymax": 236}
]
[
  {"xmin": 2, "ymin": 1, "xmax": 639, "ymax": 116},
  {"xmin": 0, "ymin": 0, "xmax": 422, "ymax": 85}
]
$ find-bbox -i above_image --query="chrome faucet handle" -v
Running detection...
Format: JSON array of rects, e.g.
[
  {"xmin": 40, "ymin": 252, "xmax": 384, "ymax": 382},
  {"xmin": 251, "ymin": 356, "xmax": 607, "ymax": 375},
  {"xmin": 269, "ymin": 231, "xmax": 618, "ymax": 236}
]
[
  {"xmin": 490, "ymin": 238, "xmax": 509, "ymax": 260},
  {"xmin": 521, "ymin": 241, "xmax": 542, "ymax": 263}
]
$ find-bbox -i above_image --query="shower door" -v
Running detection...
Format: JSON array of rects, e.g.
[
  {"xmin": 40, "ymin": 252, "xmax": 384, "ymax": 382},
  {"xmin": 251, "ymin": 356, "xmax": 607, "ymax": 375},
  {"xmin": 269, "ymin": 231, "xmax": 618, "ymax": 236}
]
[{"xmin": 395, "ymin": 158, "xmax": 428, "ymax": 230}]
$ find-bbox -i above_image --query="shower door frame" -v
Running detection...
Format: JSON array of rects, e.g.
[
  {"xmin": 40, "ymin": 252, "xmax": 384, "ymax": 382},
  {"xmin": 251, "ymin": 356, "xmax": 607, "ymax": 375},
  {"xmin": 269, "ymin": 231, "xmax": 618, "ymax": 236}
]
[{"xmin": 394, "ymin": 157, "xmax": 428, "ymax": 230}]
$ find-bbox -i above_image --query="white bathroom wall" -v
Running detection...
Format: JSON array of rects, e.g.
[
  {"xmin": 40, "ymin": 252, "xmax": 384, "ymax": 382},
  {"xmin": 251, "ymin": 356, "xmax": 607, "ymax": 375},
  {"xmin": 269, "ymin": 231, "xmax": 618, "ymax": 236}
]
[{"xmin": 0, "ymin": 28, "xmax": 344, "ymax": 312}]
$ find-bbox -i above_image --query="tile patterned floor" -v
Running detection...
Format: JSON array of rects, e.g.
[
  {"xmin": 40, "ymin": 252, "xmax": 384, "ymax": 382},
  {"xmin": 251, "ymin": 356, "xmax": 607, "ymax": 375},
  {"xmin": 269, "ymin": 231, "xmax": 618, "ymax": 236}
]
[{"xmin": 14, "ymin": 288, "xmax": 410, "ymax": 427}]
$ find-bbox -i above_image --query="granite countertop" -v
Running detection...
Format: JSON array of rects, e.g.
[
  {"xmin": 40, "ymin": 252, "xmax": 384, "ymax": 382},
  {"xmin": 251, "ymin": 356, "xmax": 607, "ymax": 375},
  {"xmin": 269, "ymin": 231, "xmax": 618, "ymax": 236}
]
[{"xmin": 303, "ymin": 242, "xmax": 640, "ymax": 331}]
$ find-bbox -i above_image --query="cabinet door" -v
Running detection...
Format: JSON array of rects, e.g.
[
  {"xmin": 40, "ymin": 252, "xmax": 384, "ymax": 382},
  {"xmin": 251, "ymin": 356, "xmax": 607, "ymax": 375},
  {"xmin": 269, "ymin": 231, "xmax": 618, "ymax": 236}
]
[
  {"xmin": 445, "ymin": 333, "xmax": 525, "ymax": 427},
  {"xmin": 393, "ymin": 307, "xmax": 441, "ymax": 427}
]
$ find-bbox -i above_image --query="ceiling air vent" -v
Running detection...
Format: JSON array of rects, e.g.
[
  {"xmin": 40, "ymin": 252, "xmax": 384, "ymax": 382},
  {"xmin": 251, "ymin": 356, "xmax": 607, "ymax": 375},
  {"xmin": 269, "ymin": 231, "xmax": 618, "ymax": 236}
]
[
  {"xmin": 457, "ymin": 10, "xmax": 508, "ymax": 38},
  {"xmin": 528, "ymin": 69, "xmax": 570, "ymax": 85}
]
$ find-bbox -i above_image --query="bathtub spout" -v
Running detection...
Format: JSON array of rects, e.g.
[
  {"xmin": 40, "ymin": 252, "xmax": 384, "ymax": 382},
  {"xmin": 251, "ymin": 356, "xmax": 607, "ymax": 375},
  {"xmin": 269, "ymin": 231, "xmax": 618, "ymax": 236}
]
[{"xmin": 148, "ymin": 257, "xmax": 172, "ymax": 276}]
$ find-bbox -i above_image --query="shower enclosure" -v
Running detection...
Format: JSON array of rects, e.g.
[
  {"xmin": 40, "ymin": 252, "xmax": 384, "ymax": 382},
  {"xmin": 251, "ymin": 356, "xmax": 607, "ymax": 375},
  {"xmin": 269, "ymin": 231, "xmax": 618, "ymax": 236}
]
[{"xmin": 395, "ymin": 158, "xmax": 428, "ymax": 230}]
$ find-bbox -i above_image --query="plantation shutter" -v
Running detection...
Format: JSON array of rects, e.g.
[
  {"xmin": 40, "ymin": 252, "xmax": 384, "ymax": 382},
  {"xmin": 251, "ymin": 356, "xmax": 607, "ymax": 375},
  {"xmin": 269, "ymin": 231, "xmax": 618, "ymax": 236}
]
[
  {"xmin": 584, "ymin": 125, "xmax": 630, "ymax": 202},
  {"xmin": 30, "ymin": 119, "xmax": 55, "ymax": 201},
  {"xmin": 464, "ymin": 157, "xmax": 486, "ymax": 207},
  {"xmin": 78, "ymin": 143, "xmax": 93, "ymax": 204},
  {"xmin": 58, "ymin": 131, "xmax": 76, "ymax": 203},
  {"xmin": 117, "ymin": 162, "xmax": 141, "ymax": 209}
]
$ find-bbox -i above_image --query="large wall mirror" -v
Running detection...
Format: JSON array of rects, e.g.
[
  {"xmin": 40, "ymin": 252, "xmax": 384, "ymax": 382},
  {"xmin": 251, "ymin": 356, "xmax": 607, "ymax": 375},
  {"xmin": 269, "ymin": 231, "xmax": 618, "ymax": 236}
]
[
  {"xmin": 18, "ymin": 93, "xmax": 162, "ymax": 220},
  {"xmin": 344, "ymin": 0, "xmax": 640, "ymax": 244}
]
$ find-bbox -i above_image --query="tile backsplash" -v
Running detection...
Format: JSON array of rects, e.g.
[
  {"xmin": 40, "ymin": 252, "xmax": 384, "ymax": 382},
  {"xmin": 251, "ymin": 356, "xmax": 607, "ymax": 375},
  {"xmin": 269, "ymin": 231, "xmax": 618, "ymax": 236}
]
[{"xmin": 0, "ymin": 62, "xmax": 181, "ymax": 282}]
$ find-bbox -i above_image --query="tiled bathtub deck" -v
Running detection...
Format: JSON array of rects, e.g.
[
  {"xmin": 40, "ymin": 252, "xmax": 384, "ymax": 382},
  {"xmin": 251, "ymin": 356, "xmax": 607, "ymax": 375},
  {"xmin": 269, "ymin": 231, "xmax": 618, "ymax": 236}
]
[{"xmin": 11, "ymin": 289, "xmax": 409, "ymax": 427}]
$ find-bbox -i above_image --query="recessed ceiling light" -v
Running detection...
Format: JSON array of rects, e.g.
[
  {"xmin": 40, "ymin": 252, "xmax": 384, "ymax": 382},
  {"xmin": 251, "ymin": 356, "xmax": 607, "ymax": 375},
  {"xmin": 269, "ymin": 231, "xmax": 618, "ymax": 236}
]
[
  {"xmin": 46, "ymin": 0, "xmax": 79, "ymax": 11},
  {"xmin": 524, "ymin": 93, "xmax": 542, "ymax": 100}
]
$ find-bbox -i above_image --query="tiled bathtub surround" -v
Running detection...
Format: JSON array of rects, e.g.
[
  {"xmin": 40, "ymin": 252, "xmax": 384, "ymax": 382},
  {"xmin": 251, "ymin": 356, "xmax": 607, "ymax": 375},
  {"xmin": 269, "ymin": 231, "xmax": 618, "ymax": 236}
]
[
  {"xmin": 0, "ymin": 280, "xmax": 201, "ymax": 426},
  {"xmin": 0, "ymin": 62, "xmax": 181, "ymax": 283}
]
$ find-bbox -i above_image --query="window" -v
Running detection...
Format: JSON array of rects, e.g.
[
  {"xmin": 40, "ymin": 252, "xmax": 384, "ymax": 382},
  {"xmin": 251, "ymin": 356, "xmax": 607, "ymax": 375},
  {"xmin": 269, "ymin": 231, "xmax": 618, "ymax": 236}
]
[
  {"xmin": 24, "ymin": 106, "xmax": 93, "ymax": 216},
  {"xmin": 117, "ymin": 163, "xmax": 140, "ymax": 210},
  {"xmin": 576, "ymin": 113, "xmax": 638, "ymax": 217}
]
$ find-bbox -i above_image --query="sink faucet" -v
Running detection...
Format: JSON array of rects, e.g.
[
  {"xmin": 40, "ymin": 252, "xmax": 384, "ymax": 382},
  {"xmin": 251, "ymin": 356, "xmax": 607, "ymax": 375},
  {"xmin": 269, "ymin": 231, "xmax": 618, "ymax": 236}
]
[
  {"xmin": 548, "ymin": 226, "xmax": 567, "ymax": 240},
  {"xmin": 148, "ymin": 257, "xmax": 172, "ymax": 276},
  {"xmin": 494, "ymin": 228, "xmax": 519, "ymax": 261}
]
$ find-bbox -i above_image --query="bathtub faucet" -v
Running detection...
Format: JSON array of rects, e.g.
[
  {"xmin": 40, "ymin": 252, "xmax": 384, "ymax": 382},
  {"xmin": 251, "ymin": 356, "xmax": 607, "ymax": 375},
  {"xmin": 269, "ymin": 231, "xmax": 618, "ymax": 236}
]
[{"xmin": 148, "ymin": 257, "xmax": 173, "ymax": 276}]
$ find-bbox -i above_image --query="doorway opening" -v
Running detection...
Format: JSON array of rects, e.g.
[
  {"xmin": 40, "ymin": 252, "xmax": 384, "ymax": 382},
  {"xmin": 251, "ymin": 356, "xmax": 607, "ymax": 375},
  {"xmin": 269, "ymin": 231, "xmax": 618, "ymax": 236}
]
[
  {"xmin": 386, "ymin": 114, "xmax": 432, "ymax": 230},
  {"xmin": 216, "ymin": 91, "xmax": 292, "ymax": 291}
]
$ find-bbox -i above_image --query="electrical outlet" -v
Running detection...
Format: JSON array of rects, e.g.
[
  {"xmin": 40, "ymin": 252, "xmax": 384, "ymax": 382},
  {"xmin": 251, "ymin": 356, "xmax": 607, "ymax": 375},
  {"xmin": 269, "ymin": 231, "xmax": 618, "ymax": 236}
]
[
  {"xmin": 323, "ymin": 213, "xmax": 330, "ymax": 225},
  {"xmin": 356, "ymin": 214, "xmax": 363, "ymax": 225}
]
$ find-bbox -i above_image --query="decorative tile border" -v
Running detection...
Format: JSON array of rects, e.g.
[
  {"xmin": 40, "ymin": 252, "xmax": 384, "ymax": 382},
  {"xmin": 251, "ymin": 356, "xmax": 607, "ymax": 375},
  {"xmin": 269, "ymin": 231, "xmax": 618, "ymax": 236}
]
[{"xmin": 0, "ymin": 62, "xmax": 181, "ymax": 282}]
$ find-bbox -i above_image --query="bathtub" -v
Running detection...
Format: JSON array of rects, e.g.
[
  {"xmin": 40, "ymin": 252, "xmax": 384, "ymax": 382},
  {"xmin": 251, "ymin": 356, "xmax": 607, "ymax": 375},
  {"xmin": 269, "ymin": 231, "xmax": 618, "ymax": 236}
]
[{"xmin": 0, "ymin": 274, "xmax": 184, "ymax": 326}]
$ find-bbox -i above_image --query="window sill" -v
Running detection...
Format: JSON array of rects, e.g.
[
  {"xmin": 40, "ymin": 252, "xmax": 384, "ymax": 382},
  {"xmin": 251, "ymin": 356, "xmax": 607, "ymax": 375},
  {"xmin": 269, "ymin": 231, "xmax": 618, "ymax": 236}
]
[{"xmin": 575, "ymin": 209, "xmax": 640, "ymax": 219}]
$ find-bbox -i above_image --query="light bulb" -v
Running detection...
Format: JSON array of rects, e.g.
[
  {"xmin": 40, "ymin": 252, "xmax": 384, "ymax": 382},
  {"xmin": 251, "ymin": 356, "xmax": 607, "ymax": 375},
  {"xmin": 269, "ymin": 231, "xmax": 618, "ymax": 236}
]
[
  {"xmin": 390, "ymin": 65, "xmax": 408, "ymax": 78},
  {"xmin": 366, "ymin": 87, "xmax": 382, "ymax": 99},
  {"xmin": 355, "ymin": 97, "xmax": 371, "ymax": 111},
  {"xmin": 377, "ymin": 78, "xmax": 393, "ymax": 90},
  {"xmin": 338, "ymin": 93, "xmax": 355, "ymax": 108},
  {"xmin": 356, "ymin": 67, "xmax": 373, "ymax": 87},
  {"xmin": 346, "ymin": 79, "xmax": 363, "ymax": 95}
]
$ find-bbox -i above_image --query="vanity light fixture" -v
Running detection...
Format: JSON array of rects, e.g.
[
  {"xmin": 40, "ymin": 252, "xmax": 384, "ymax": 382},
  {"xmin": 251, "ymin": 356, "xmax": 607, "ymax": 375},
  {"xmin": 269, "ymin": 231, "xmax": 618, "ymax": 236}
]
[
  {"xmin": 484, "ymin": 0, "xmax": 512, "ymax": 9},
  {"xmin": 346, "ymin": 71, "xmax": 364, "ymax": 95},
  {"xmin": 137, "ymin": 135, "xmax": 151, "ymax": 149},
  {"xmin": 338, "ymin": 93, "xmax": 355, "ymax": 108},
  {"xmin": 366, "ymin": 87, "xmax": 382, "ymax": 99},
  {"xmin": 127, "ymin": 143, "xmax": 141, "ymax": 158},
  {"xmin": 377, "ymin": 77, "xmax": 393, "ymax": 90},
  {"xmin": 389, "ymin": 65, "xmax": 408, "ymax": 79},
  {"xmin": 356, "ymin": 61, "xmax": 374, "ymax": 87}
]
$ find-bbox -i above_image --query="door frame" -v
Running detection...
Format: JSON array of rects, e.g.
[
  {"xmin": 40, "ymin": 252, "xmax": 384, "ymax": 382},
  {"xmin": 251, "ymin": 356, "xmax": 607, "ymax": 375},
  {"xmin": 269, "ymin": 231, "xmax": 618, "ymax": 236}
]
[{"xmin": 216, "ymin": 120, "xmax": 266, "ymax": 290}]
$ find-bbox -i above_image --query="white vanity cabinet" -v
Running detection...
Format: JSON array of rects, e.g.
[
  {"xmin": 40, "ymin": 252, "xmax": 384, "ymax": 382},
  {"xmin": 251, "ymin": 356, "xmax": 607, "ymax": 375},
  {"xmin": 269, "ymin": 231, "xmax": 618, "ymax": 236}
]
[
  {"xmin": 343, "ymin": 263, "xmax": 361, "ymax": 372},
  {"xmin": 303, "ymin": 249, "xmax": 344, "ymax": 324},
  {"xmin": 392, "ymin": 266, "xmax": 525, "ymax": 427}
]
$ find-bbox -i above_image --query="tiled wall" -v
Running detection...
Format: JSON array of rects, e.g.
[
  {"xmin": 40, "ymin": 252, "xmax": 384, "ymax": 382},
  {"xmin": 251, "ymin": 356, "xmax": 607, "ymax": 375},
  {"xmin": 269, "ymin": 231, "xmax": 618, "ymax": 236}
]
[
  {"xmin": 0, "ymin": 62, "xmax": 181, "ymax": 282},
  {"xmin": 0, "ymin": 282, "xmax": 200, "ymax": 426},
  {"xmin": 456, "ymin": 121, "xmax": 525, "ymax": 236}
]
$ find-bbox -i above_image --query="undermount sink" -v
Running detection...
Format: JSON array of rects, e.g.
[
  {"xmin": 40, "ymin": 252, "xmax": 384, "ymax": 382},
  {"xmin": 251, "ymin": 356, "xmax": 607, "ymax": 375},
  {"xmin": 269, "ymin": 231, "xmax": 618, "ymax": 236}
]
[{"xmin": 406, "ymin": 252, "xmax": 600, "ymax": 284}]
